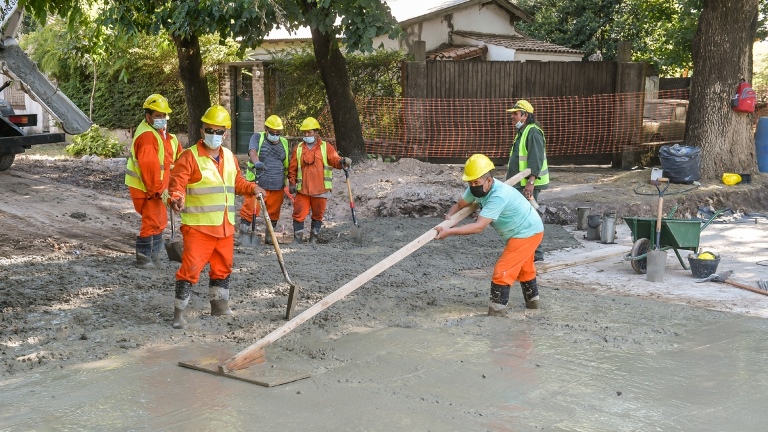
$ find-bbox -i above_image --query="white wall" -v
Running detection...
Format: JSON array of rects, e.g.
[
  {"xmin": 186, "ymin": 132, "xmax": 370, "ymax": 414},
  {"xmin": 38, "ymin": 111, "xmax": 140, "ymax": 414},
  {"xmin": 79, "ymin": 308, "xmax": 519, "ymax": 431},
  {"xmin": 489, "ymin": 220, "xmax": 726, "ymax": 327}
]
[{"xmin": 514, "ymin": 52, "xmax": 583, "ymax": 62}]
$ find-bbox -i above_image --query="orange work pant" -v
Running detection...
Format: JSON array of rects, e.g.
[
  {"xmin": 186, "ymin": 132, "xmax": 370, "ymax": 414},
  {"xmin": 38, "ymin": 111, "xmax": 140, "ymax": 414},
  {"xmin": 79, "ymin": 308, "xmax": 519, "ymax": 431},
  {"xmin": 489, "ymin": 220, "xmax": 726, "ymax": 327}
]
[
  {"xmin": 292, "ymin": 193, "xmax": 327, "ymax": 223},
  {"xmin": 175, "ymin": 226, "xmax": 234, "ymax": 285},
  {"xmin": 132, "ymin": 197, "xmax": 167, "ymax": 237},
  {"xmin": 239, "ymin": 190, "xmax": 284, "ymax": 224},
  {"xmin": 492, "ymin": 232, "xmax": 544, "ymax": 286}
]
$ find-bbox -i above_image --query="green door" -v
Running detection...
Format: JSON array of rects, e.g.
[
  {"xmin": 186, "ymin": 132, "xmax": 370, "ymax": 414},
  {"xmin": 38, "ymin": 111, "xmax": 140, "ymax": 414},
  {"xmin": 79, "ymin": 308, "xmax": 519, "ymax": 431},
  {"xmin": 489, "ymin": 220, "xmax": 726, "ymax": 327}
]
[{"xmin": 235, "ymin": 93, "xmax": 254, "ymax": 154}]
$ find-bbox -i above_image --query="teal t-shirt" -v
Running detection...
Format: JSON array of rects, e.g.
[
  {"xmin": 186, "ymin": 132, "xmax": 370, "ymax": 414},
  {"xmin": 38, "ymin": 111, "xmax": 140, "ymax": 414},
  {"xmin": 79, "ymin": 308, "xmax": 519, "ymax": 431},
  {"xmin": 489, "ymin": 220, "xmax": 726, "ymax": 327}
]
[{"xmin": 462, "ymin": 179, "xmax": 544, "ymax": 241}]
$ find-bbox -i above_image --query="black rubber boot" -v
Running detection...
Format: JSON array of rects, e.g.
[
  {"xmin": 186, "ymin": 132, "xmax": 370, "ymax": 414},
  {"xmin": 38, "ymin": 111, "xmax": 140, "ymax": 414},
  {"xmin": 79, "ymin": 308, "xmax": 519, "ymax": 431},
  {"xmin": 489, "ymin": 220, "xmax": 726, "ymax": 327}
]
[
  {"xmin": 150, "ymin": 233, "xmax": 164, "ymax": 264},
  {"xmin": 173, "ymin": 280, "xmax": 193, "ymax": 329},
  {"xmin": 488, "ymin": 282, "xmax": 511, "ymax": 316},
  {"xmin": 209, "ymin": 276, "xmax": 233, "ymax": 316},
  {"xmin": 308, "ymin": 220, "xmax": 322, "ymax": 244},
  {"xmin": 265, "ymin": 220, "xmax": 278, "ymax": 245},
  {"xmin": 135, "ymin": 236, "xmax": 155, "ymax": 269},
  {"xmin": 521, "ymin": 278, "xmax": 540, "ymax": 309},
  {"xmin": 293, "ymin": 221, "xmax": 304, "ymax": 244}
]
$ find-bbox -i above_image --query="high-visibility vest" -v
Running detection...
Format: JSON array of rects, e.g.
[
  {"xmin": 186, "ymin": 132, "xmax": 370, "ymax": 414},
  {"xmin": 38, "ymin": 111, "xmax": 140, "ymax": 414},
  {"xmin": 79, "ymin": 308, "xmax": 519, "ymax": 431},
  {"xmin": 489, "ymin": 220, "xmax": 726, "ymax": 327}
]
[
  {"xmin": 513, "ymin": 124, "xmax": 550, "ymax": 187},
  {"xmin": 296, "ymin": 141, "xmax": 333, "ymax": 191},
  {"xmin": 245, "ymin": 132, "xmax": 289, "ymax": 181},
  {"xmin": 125, "ymin": 121, "xmax": 180, "ymax": 191},
  {"xmin": 181, "ymin": 145, "xmax": 237, "ymax": 226}
]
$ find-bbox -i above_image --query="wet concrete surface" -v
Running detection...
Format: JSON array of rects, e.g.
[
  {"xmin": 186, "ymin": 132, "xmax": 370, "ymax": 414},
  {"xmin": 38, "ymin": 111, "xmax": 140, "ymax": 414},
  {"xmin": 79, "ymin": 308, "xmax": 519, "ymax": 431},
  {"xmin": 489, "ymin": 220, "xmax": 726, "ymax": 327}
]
[{"xmin": 2, "ymin": 286, "xmax": 767, "ymax": 431}]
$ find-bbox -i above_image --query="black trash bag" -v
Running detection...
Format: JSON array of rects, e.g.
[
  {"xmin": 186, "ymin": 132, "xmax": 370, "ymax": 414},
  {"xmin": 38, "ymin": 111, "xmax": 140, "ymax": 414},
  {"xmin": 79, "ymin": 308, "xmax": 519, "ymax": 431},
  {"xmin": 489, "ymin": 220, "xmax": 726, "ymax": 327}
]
[{"xmin": 659, "ymin": 144, "xmax": 701, "ymax": 184}]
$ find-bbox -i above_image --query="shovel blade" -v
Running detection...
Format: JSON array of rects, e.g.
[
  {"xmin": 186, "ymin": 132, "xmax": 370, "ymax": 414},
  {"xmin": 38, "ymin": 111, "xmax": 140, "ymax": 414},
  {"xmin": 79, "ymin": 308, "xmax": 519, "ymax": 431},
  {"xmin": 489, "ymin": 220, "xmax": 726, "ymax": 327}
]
[
  {"xmin": 646, "ymin": 249, "xmax": 668, "ymax": 282},
  {"xmin": 239, "ymin": 232, "xmax": 261, "ymax": 247},
  {"xmin": 350, "ymin": 224, "xmax": 364, "ymax": 244},
  {"xmin": 165, "ymin": 239, "xmax": 183, "ymax": 263}
]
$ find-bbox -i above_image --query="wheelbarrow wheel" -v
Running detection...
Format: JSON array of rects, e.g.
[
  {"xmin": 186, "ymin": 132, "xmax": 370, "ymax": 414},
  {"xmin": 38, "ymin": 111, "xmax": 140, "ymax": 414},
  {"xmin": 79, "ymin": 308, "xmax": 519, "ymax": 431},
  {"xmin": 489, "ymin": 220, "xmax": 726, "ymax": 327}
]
[{"xmin": 630, "ymin": 238, "xmax": 650, "ymax": 274}]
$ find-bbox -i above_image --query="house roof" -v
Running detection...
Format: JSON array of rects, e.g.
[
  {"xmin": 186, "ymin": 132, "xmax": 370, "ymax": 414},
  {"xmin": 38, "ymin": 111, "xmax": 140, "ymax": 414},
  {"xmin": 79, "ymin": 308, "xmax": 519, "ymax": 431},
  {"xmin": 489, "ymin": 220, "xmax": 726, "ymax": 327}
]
[
  {"xmin": 426, "ymin": 44, "xmax": 488, "ymax": 60},
  {"xmin": 263, "ymin": 0, "xmax": 531, "ymax": 42},
  {"xmin": 452, "ymin": 31, "xmax": 585, "ymax": 55}
]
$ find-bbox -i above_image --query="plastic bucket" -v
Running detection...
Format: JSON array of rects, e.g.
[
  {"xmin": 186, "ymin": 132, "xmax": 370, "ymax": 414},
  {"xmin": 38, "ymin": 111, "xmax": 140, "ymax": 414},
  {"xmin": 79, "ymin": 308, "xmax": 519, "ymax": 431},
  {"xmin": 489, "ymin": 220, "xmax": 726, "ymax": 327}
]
[
  {"xmin": 754, "ymin": 117, "xmax": 768, "ymax": 172},
  {"xmin": 687, "ymin": 254, "xmax": 720, "ymax": 279}
]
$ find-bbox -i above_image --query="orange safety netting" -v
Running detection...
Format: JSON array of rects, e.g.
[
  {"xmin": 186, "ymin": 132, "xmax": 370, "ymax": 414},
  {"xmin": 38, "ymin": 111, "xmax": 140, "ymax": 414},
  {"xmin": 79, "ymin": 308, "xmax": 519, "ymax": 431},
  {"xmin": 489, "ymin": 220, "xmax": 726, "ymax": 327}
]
[{"xmin": 315, "ymin": 89, "xmax": 689, "ymax": 160}]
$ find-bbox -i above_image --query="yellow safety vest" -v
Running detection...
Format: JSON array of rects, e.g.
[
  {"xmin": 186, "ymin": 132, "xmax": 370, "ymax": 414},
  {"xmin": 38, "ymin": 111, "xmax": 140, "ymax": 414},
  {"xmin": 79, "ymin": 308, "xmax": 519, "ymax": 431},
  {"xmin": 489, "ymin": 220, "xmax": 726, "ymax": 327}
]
[
  {"xmin": 125, "ymin": 121, "xmax": 180, "ymax": 191},
  {"xmin": 245, "ymin": 132, "xmax": 290, "ymax": 181},
  {"xmin": 514, "ymin": 124, "xmax": 550, "ymax": 187},
  {"xmin": 181, "ymin": 145, "xmax": 237, "ymax": 226},
  {"xmin": 296, "ymin": 142, "xmax": 333, "ymax": 191}
]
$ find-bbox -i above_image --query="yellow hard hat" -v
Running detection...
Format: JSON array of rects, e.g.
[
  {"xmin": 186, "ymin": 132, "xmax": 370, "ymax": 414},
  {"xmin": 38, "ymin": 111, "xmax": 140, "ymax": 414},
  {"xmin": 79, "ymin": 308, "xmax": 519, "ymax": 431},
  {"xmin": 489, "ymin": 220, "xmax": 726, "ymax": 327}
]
[
  {"xmin": 698, "ymin": 252, "xmax": 716, "ymax": 260},
  {"xmin": 264, "ymin": 114, "xmax": 284, "ymax": 130},
  {"xmin": 143, "ymin": 94, "xmax": 172, "ymax": 114},
  {"xmin": 722, "ymin": 173, "xmax": 741, "ymax": 186},
  {"xmin": 201, "ymin": 105, "xmax": 231, "ymax": 128},
  {"xmin": 462, "ymin": 154, "xmax": 495, "ymax": 181},
  {"xmin": 300, "ymin": 117, "xmax": 321, "ymax": 131},
  {"xmin": 506, "ymin": 99, "xmax": 534, "ymax": 114}
]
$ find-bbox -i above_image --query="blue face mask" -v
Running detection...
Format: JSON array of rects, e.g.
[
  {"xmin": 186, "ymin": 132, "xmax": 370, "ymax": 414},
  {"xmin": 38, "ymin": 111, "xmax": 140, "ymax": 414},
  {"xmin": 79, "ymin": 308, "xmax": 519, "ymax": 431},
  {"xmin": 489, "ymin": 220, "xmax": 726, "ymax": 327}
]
[
  {"xmin": 152, "ymin": 118, "xmax": 167, "ymax": 130},
  {"xmin": 303, "ymin": 136, "xmax": 316, "ymax": 144},
  {"xmin": 267, "ymin": 132, "xmax": 280, "ymax": 143},
  {"xmin": 204, "ymin": 134, "xmax": 223, "ymax": 149}
]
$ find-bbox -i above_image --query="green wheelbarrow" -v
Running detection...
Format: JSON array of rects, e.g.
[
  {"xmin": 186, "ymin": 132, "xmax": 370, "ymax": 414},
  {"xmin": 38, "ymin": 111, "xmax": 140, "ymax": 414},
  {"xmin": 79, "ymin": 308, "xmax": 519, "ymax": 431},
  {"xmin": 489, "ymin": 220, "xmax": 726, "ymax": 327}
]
[{"xmin": 624, "ymin": 208, "xmax": 725, "ymax": 274}]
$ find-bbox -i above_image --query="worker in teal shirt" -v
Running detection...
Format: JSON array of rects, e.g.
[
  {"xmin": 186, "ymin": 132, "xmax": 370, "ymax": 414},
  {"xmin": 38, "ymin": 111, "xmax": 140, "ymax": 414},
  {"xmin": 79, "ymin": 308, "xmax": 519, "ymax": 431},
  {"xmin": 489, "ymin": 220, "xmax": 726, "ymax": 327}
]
[{"xmin": 436, "ymin": 154, "xmax": 544, "ymax": 315}]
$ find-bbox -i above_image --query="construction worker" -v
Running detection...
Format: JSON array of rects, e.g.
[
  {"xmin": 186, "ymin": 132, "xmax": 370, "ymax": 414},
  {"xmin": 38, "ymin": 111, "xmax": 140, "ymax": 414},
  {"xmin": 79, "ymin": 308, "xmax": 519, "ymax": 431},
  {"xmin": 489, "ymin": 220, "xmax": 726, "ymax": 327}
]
[
  {"xmin": 287, "ymin": 117, "xmax": 351, "ymax": 244},
  {"xmin": 125, "ymin": 93, "xmax": 182, "ymax": 269},
  {"xmin": 506, "ymin": 99, "xmax": 549, "ymax": 262},
  {"xmin": 239, "ymin": 114, "xmax": 291, "ymax": 245},
  {"xmin": 167, "ymin": 105, "xmax": 265, "ymax": 329},
  {"xmin": 435, "ymin": 154, "xmax": 544, "ymax": 315}
]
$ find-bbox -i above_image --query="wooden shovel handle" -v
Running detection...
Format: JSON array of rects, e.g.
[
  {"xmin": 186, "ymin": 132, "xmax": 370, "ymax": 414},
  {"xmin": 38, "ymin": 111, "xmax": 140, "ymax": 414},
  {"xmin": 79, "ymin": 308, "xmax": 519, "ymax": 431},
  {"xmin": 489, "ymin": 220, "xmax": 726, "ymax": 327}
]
[{"xmin": 725, "ymin": 279, "xmax": 768, "ymax": 296}]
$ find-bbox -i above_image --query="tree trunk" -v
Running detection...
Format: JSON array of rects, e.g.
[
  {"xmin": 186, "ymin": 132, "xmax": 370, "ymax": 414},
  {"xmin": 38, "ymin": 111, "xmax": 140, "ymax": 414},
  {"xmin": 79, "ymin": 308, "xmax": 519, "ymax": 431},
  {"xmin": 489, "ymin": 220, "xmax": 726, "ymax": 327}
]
[
  {"xmin": 686, "ymin": 0, "xmax": 759, "ymax": 178},
  {"xmin": 172, "ymin": 34, "xmax": 211, "ymax": 146},
  {"xmin": 309, "ymin": 27, "xmax": 367, "ymax": 162}
]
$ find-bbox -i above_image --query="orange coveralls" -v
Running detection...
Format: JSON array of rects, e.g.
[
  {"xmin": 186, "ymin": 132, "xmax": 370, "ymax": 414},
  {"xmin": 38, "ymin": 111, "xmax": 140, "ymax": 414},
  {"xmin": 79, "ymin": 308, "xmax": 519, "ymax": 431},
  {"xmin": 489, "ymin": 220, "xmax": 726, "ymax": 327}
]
[
  {"xmin": 129, "ymin": 128, "xmax": 182, "ymax": 237},
  {"xmin": 169, "ymin": 142, "xmax": 256, "ymax": 284},
  {"xmin": 287, "ymin": 139, "xmax": 344, "ymax": 223}
]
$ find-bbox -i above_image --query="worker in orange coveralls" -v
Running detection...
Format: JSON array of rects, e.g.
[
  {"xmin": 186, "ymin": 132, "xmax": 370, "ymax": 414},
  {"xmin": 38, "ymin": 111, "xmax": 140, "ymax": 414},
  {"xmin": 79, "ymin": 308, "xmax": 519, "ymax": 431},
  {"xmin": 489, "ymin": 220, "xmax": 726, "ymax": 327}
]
[
  {"xmin": 167, "ymin": 105, "xmax": 265, "ymax": 329},
  {"xmin": 287, "ymin": 117, "xmax": 351, "ymax": 244},
  {"xmin": 125, "ymin": 94, "xmax": 182, "ymax": 269}
]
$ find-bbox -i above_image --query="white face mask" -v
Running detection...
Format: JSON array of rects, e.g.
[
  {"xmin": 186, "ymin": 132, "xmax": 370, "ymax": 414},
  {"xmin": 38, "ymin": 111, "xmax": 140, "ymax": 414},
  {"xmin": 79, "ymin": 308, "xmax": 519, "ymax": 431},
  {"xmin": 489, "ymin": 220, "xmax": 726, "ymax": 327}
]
[
  {"xmin": 204, "ymin": 134, "xmax": 223, "ymax": 149},
  {"xmin": 303, "ymin": 136, "xmax": 316, "ymax": 144},
  {"xmin": 152, "ymin": 118, "xmax": 167, "ymax": 130},
  {"xmin": 515, "ymin": 121, "xmax": 524, "ymax": 130}
]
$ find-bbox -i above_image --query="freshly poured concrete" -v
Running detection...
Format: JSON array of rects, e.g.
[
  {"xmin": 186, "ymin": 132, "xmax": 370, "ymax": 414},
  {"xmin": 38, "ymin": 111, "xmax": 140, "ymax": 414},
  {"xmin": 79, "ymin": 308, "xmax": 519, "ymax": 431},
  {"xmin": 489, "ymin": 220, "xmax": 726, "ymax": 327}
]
[{"xmin": 3, "ymin": 286, "xmax": 766, "ymax": 431}]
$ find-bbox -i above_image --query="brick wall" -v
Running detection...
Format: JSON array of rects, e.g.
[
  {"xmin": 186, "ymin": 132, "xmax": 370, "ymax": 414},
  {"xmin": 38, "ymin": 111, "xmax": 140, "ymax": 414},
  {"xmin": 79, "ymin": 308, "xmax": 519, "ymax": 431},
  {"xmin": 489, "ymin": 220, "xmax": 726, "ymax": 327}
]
[{"xmin": 218, "ymin": 64, "xmax": 234, "ymax": 150}]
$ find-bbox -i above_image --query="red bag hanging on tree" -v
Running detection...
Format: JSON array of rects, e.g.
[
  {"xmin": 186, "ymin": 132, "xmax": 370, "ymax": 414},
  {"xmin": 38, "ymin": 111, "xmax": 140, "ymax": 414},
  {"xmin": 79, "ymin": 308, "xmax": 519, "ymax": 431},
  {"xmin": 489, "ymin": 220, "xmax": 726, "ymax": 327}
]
[{"xmin": 732, "ymin": 79, "xmax": 756, "ymax": 113}]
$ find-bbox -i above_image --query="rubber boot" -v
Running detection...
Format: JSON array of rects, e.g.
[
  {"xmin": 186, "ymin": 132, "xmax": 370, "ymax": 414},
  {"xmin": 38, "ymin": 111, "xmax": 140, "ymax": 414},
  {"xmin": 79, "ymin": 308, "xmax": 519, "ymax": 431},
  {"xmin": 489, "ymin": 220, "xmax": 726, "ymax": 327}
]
[
  {"xmin": 308, "ymin": 220, "xmax": 321, "ymax": 244},
  {"xmin": 488, "ymin": 282, "xmax": 511, "ymax": 316},
  {"xmin": 521, "ymin": 278, "xmax": 540, "ymax": 309},
  {"xmin": 293, "ymin": 221, "xmax": 304, "ymax": 244},
  {"xmin": 209, "ymin": 276, "xmax": 233, "ymax": 316},
  {"xmin": 235, "ymin": 221, "xmax": 250, "ymax": 246},
  {"xmin": 150, "ymin": 233, "xmax": 164, "ymax": 265},
  {"xmin": 135, "ymin": 236, "xmax": 155, "ymax": 269},
  {"xmin": 173, "ymin": 280, "xmax": 193, "ymax": 329},
  {"xmin": 264, "ymin": 220, "xmax": 278, "ymax": 245}
]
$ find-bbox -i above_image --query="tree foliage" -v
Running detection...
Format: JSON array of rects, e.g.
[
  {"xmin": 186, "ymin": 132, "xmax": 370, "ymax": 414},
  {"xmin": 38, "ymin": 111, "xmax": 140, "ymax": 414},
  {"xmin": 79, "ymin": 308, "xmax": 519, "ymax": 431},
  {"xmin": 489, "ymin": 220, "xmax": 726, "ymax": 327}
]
[{"xmin": 516, "ymin": 0, "xmax": 768, "ymax": 76}]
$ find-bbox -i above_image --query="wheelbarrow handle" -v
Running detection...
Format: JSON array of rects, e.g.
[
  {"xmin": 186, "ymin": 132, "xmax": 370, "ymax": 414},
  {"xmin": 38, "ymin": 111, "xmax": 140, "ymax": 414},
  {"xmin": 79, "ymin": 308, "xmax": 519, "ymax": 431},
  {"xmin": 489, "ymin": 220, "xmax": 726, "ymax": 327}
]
[{"xmin": 700, "ymin": 208, "xmax": 727, "ymax": 232}]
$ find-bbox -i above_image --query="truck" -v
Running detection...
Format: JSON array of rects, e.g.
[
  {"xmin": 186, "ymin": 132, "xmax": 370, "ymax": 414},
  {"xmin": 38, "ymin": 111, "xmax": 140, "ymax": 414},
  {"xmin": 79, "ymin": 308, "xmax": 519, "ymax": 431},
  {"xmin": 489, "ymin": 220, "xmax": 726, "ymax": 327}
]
[{"xmin": 0, "ymin": 1, "xmax": 91, "ymax": 171}]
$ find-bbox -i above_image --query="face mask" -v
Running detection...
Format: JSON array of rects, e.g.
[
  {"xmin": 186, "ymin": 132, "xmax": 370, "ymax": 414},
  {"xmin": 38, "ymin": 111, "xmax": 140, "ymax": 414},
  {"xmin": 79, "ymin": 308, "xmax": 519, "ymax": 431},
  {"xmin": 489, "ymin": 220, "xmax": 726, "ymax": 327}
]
[
  {"xmin": 303, "ymin": 136, "xmax": 316, "ymax": 144},
  {"xmin": 152, "ymin": 118, "xmax": 167, "ymax": 130},
  {"xmin": 204, "ymin": 133, "xmax": 223, "ymax": 149},
  {"xmin": 469, "ymin": 180, "xmax": 490, "ymax": 198},
  {"xmin": 267, "ymin": 133, "xmax": 280, "ymax": 143},
  {"xmin": 515, "ymin": 121, "xmax": 524, "ymax": 130}
]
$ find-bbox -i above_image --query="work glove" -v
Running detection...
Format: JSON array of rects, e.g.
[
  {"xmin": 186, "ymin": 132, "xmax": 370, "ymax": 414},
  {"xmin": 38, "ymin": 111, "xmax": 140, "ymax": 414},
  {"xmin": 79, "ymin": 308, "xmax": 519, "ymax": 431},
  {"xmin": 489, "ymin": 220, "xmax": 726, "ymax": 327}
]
[
  {"xmin": 289, "ymin": 184, "xmax": 297, "ymax": 194},
  {"xmin": 253, "ymin": 161, "xmax": 266, "ymax": 172},
  {"xmin": 341, "ymin": 157, "xmax": 352, "ymax": 168}
]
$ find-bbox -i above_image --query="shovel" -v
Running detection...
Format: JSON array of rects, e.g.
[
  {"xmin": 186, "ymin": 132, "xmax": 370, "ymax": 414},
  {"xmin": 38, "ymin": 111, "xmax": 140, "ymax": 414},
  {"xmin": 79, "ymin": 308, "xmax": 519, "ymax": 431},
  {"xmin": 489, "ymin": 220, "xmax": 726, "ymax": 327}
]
[
  {"xmin": 257, "ymin": 193, "xmax": 300, "ymax": 320},
  {"xmin": 165, "ymin": 209, "xmax": 183, "ymax": 262},
  {"xmin": 240, "ymin": 166, "xmax": 265, "ymax": 247},
  {"xmin": 646, "ymin": 178, "xmax": 669, "ymax": 282},
  {"xmin": 342, "ymin": 167, "xmax": 364, "ymax": 244}
]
